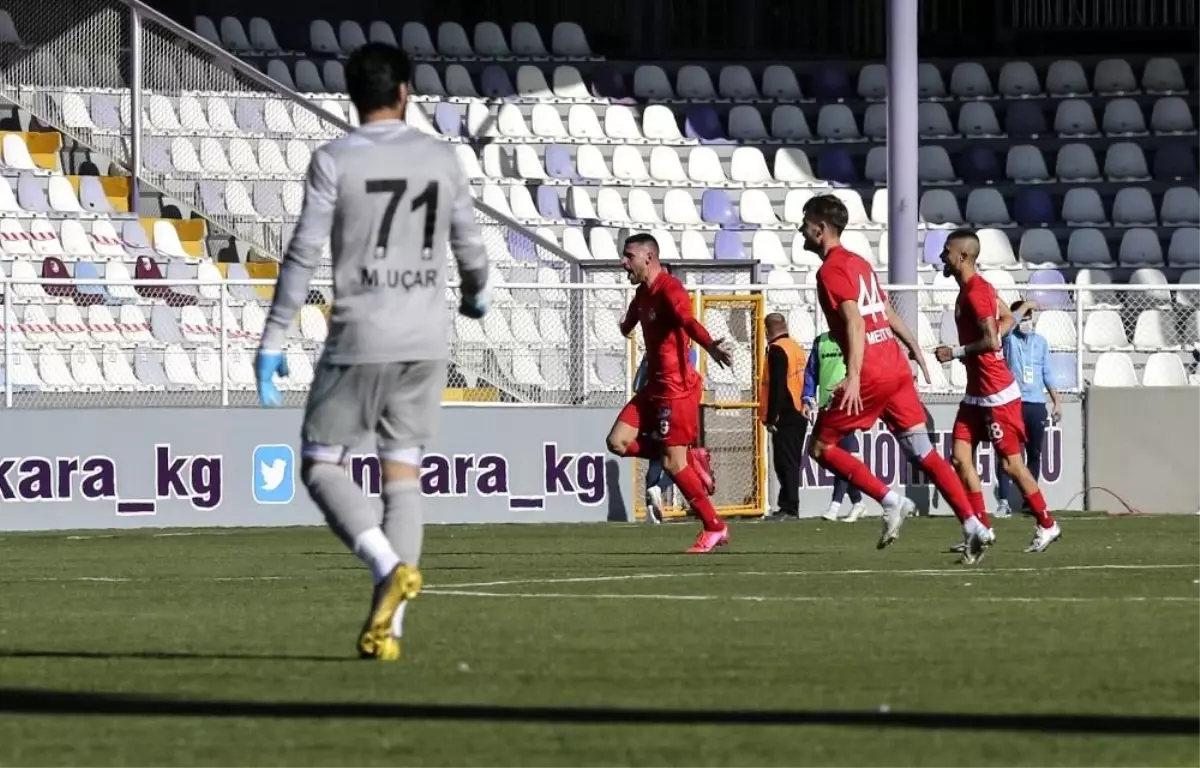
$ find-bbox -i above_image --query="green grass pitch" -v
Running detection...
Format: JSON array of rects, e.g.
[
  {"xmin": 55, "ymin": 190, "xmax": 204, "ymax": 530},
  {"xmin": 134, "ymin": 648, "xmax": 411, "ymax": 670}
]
[{"xmin": 0, "ymin": 514, "xmax": 1197, "ymax": 766}]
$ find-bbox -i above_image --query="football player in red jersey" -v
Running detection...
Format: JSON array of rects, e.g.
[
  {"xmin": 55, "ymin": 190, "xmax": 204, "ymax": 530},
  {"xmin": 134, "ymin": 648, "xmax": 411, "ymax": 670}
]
[
  {"xmin": 606, "ymin": 233, "xmax": 734, "ymax": 553},
  {"xmin": 800, "ymin": 194, "xmax": 985, "ymax": 551},
  {"xmin": 935, "ymin": 229, "xmax": 1062, "ymax": 563}
]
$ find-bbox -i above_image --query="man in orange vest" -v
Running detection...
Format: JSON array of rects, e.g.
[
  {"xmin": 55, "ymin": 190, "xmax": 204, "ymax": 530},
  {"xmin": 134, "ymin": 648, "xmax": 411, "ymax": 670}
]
[{"xmin": 759, "ymin": 313, "xmax": 809, "ymax": 521}]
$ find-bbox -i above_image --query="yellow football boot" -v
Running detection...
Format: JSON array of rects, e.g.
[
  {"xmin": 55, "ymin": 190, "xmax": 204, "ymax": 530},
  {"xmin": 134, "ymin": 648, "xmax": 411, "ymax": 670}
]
[{"xmin": 357, "ymin": 564, "xmax": 422, "ymax": 660}]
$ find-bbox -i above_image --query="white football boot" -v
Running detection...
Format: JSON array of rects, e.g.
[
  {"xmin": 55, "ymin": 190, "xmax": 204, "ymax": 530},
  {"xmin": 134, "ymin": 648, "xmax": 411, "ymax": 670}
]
[
  {"xmin": 877, "ymin": 498, "xmax": 916, "ymax": 549},
  {"xmin": 1024, "ymin": 522, "xmax": 1062, "ymax": 553}
]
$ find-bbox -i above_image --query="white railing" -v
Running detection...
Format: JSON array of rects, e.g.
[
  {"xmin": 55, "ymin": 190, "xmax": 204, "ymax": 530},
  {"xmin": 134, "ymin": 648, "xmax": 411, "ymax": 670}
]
[{"xmin": 0, "ymin": 278, "xmax": 1196, "ymax": 408}]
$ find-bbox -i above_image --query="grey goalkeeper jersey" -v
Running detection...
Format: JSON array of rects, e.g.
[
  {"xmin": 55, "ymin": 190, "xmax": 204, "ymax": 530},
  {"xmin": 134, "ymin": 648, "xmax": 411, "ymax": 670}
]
[{"xmin": 260, "ymin": 119, "xmax": 489, "ymax": 364}]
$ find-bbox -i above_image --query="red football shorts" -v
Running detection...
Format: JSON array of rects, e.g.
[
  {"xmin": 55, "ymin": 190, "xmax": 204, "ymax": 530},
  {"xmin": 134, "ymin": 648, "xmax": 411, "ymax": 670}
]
[
  {"xmin": 618, "ymin": 384, "xmax": 702, "ymax": 447},
  {"xmin": 952, "ymin": 399, "xmax": 1026, "ymax": 457},
  {"xmin": 813, "ymin": 371, "xmax": 926, "ymax": 444}
]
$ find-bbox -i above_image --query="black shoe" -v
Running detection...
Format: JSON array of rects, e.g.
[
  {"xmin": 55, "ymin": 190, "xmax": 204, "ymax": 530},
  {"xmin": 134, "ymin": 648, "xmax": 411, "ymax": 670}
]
[{"xmin": 767, "ymin": 510, "xmax": 800, "ymax": 522}]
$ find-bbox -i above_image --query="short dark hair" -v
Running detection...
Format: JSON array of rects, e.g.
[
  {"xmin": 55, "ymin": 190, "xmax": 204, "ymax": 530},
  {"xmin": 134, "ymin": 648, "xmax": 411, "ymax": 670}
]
[
  {"xmin": 345, "ymin": 42, "xmax": 412, "ymax": 115},
  {"xmin": 801, "ymin": 194, "xmax": 849, "ymax": 235},
  {"xmin": 623, "ymin": 233, "xmax": 659, "ymax": 252},
  {"xmin": 946, "ymin": 228, "xmax": 980, "ymax": 245},
  {"xmin": 1010, "ymin": 300, "xmax": 1027, "ymax": 313}
]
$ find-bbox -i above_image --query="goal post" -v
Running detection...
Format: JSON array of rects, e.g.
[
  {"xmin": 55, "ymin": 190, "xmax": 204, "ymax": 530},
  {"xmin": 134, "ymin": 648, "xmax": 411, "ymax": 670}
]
[{"xmin": 630, "ymin": 292, "xmax": 768, "ymax": 521}]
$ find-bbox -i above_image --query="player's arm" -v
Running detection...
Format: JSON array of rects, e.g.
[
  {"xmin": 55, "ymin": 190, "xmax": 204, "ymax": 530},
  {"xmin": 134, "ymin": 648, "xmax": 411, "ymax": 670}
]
[
  {"xmin": 260, "ymin": 147, "xmax": 338, "ymax": 353},
  {"xmin": 883, "ymin": 302, "xmax": 923, "ymax": 363},
  {"xmin": 619, "ymin": 292, "xmax": 640, "ymax": 337},
  {"xmin": 837, "ymin": 301, "xmax": 867, "ymax": 381},
  {"xmin": 1042, "ymin": 336, "xmax": 1062, "ymax": 422},
  {"xmin": 999, "ymin": 299, "xmax": 1038, "ymax": 338},
  {"xmin": 956, "ymin": 291, "xmax": 1004, "ymax": 358},
  {"xmin": 664, "ymin": 281, "xmax": 732, "ymax": 367},
  {"xmin": 446, "ymin": 146, "xmax": 490, "ymax": 316}
]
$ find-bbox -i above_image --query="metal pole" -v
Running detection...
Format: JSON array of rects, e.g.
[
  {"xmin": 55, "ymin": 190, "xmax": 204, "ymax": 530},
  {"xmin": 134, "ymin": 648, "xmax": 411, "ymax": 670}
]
[
  {"xmin": 886, "ymin": 0, "xmax": 919, "ymax": 332},
  {"xmin": 220, "ymin": 286, "xmax": 229, "ymax": 407},
  {"xmin": 128, "ymin": 4, "xmax": 143, "ymax": 215},
  {"xmin": 3, "ymin": 283, "xmax": 10, "ymax": 408}
]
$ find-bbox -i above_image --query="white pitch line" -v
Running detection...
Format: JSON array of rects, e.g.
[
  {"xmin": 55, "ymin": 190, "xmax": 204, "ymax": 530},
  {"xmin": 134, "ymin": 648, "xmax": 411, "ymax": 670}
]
[
  {"xmin": 438, "ymin": 563, "xmax": 1199, "ymax": 589},
  {"xmin": 3, "ymin": 563, "xmax": 1195, "ymax": 587},
  {"xmin": 423, "ymin": 589, "xmax": 1198, "ymax": 604}
]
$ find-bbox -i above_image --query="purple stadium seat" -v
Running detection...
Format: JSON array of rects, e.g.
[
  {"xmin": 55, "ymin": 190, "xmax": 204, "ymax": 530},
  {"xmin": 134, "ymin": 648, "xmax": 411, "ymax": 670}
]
[
  {"xmin": 235, "ymin": 99, "xmax": 266, "ymax": 132},
  {"xmin": 591, "ymin": 66, "xmax": 630, "ymax": 101},
  {"xmin": 536, "ymin": 186, "xmax": 563, "ymax": 220},
  {"xmin": 480, "ymin": 65, "xmax": 515, "ymax": 99},
  {"xmin": 545, "ymin": 144, "xmax": 577, "ymax": 180},
  {"xmin": 922, "ymin": 229, "xmax": 949, "ymax": 267},
  {"xmin": 701, "ymin": 189, "xmax": 738, "ymax": 227},
  {"xmin": 17, "ymin": 173, "xmax": 48, "ymax": 212},
  {"xmin": 1014, "ymin": 189, "xmax": 1055, "ymax": 226},
  {"xmin": 959, "ymin": 146, "xmax": 1001, "ymax": 183},
  {"xmin": 817, "ymin": 147, "xmax": 857, "ymax": 185},
  {"xmin": 685, "ymin": 106, "xmax": 731, "ymax": 144},
  {"xmin": 1027, "ymin": 269, "xmax": 1072, "ymax": 309},
  {"xmin": 1153, "ymin": 142, "xmax": 1197, "ymax": 180},
  {"xmin": 72, "ymin": 259, "xmax": 107, "ymax": 306},
  {"xmin": 1049, "ymin": 353, "xmax": 1078, "ymax": 389},
  {"xmin": 507, "ymin": 230, "xmax": 537, "ymax": 261},
  {"xmin": 198, "ymin": 180, "xmax": 226, "ymax": 215},
  {"xmin": 811, "ymin": 63, "xmax": 852, "ymax": 100},
  {"xmin": 1005, "ymin": 101, "xmax": 1047, "ymax": 137},
  {"xmin": 435, "ymin": 102, "xmax": 462, "ymax": 136},
  {"xmin": 713, "ymin": 230, "xmax": 746, "ymax": 260}
]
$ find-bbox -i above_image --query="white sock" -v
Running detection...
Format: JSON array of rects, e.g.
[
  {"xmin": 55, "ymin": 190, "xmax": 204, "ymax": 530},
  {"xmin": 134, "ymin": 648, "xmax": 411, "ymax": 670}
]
[
  {"xmin": 827, "ymin": 500, "xmax": 841, "ymax": 515},
  {"xmin": 881, "ymin": 490, "xmax": 902, "ymax": 508},
  {"xmin": 352, "ymin": 527, "xmax": 401, "ymax": 585},
  {"xmin": 391, "ymin": 602, "xmax": 407, "ymax": 637},
  {"xmin": 963, "ymin": 516, "xmax": 989, "ymax": 538}
]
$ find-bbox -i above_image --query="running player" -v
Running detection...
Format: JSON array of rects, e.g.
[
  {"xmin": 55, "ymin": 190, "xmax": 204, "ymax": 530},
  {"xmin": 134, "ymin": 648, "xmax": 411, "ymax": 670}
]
[
  {"xmin": 254, "ymin": 42, "xmax": 490, "ymax": 660},
  {"xmin": 607, "ymin": 233, "xmax": 733, "ymax": 553},
  {"xmin": 935, "ymin": 229, "xmax": 1062, "ymax": 563},
  {"xmin": 800, "ymin": 194, "xmax": 985, "ymax": 550}
]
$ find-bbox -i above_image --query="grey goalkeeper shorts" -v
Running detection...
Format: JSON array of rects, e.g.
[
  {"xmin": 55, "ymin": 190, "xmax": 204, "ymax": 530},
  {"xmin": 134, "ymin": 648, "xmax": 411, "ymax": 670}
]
[{"xmin": 301, "ymin": 359, "xmax": 447, "ymax": 464}]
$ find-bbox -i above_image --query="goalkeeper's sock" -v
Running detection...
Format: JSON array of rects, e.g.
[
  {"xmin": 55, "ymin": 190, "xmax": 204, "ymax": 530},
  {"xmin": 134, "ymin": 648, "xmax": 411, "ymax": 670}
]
[
  {"xmin": 382, "ymin": 479, "xmax": 423, "ymax": 567},
  {"xmin": 351, "ymin": 527, "xmax": 401, "ymax": 585},
  {"xmin": 672, "ymin": 465, "xmax": 724, "ymax": 532},
  {"xmin": 305, "ymin": 461, "xmax": 396, "ymax": 581}
]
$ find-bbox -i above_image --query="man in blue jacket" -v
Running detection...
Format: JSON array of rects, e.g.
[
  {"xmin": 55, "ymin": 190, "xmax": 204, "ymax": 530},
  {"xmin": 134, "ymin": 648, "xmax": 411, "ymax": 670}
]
[
  {"xmin": 635, "ymin": 346, "xmax": 700, "ymax": 523},
  {"xmin": 802, "ymin": 331, "xmax": 867, "ymax": 523},
  {"xmin": 996, "ymin": 300, "xmax": 1062, "ymax": 517}
]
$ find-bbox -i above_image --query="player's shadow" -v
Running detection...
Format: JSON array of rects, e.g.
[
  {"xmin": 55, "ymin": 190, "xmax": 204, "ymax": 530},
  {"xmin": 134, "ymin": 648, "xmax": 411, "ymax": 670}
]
[
  {"xmin": 0, "ymin": 649, "xmax": 350, "ymax": 664},
  {"xmin": 0, "ymin": 685, "xmax": 1195, "ymax": 736},
  {"xmin": 604, "ymin": 459, "xmax": 628, "ymax": 522}
]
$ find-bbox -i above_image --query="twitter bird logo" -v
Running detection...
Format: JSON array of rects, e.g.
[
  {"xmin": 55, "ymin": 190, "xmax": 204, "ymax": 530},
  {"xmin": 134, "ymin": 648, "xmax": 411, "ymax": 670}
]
[{"xmin": 252, "ymin": 445, "xmax": 295, "ymax": 504}]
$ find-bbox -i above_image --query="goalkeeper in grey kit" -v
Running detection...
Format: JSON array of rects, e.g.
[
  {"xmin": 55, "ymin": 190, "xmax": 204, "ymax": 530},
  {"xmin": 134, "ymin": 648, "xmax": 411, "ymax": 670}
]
[{"xmin": 253, "ymin": 42, "xmax": 490, "ymax": 661}]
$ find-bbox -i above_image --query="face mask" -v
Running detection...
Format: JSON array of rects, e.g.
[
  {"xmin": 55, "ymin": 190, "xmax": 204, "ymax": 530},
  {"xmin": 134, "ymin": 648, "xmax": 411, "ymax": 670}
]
[{"xmin": 1018, "ymin": 320, "xmax": 1034, "ymax": 335}]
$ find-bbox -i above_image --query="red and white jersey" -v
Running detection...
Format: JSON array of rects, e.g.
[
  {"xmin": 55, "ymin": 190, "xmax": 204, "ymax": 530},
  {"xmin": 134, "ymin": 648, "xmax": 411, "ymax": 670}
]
[
  {"xmin": 621, "ymin": 272, "xmax": 705, "ymax": 400},
  {"xmin": 816, "ymin": 245, "xmax": 908, "ymax": 381},
  {"xmin": 955, "ymin": 273, "xmax": 1020, "ymax": 406}
]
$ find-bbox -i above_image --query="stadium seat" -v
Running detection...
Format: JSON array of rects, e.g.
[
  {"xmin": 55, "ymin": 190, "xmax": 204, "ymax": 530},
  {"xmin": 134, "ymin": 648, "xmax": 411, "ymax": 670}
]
[
  {"xmin": 1091, "ymin": 353, "xmax": 1138, "ymax": 387},
  {"xmin": 998, "ymin": 61, "xmax": 1041, "ymax": 97},
  {"xmin": 917, "ymin": 63, "xmax": 947, "ymax": 99},
  {"xmin": 1067, "ymin": 229, "xmax": 1115, "ymax": 266},
  {"xmin": 1062, "ymin": 188, "xmax": 1108, "ymax": 226},
  {"xmin": 1161, "ymin": 187, "xmax": 1200, "ymax": 225},
  {"xmin": 1056, "ymin": 143, "xmax": 1100, "ymax": 181},
  {"xmin": 1084, "ymin": 310, "xmax": 1132, "ymax": 351},
  {"xmin": 1094, "ymin": 58, "xmax": 1139, "ymax": 94},
  {"xmin": 771, "ymin": 106, "xmax": 813, "ymax": 141},
  {"xmin": 1168, "ymin": 229, "xmax": 1200, "ymax": 267},
  {"xmin": 1046, "ymin": 60, "xmax": 1090, "ymax": 96},
  {"xmin": 762, "ymin": 66, "xmax": 802, "ymax": 100},
  {"xmin": 1142, "ymin": 352, "xmax": 1189, "ymax": 386},
  {"xmin": 1151, "ymin": 97, "xmax": 1195, "ymax": 134},
  {"xmin": 1104, "ymin": 142, "xmax": 1151, "ymax": 181},
  {"xmin": 1118, "ymin": 228, "xmax": 1165, "ymax": 266},
  {"xmin": 1007, "ymin": 145, "xmax": 1051, "ymax": 182},
  {"xmin": 1036, "ymin": 309, "xmax": 1077, "ymax": 350},
  {"xmin": 1132, "ymin": 310, "xmax": 1179, "ymax": 351},
  {"xmin": 1142, "ymin": 58, "xmax": 1186, "ymax": 94},
  {"xmin": 1020, "ymin": 230, "xmax": 1065, "ymax": 267},
  {"xmin": 1027, "ymin": 269, "xmax": 1071, "ymax": 309},
  {"xmin": 1054, "ymin": 100, "xmax": 1100, "ymax": 136}
]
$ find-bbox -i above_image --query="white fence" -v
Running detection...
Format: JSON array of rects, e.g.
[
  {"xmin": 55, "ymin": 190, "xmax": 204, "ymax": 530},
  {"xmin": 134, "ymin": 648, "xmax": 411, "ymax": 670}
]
[{"xmin": 0, "ymin": 277, "xmax": 1197, "ymax": 408}]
